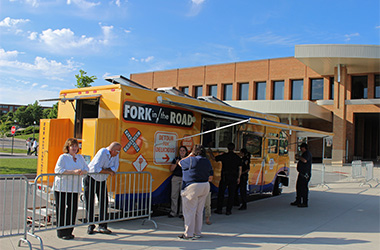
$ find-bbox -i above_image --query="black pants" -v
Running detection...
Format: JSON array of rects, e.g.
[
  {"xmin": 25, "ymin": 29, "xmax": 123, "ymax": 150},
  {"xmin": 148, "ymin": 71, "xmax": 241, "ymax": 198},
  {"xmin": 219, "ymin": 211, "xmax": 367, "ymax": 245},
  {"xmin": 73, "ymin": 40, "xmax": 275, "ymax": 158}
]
[
  {"xmin": 296, "ymin": 173, "xmax": 310, "ymax": 204},
  {"xmin": 54, "ymin": 191, "xmax": 78, "ymax": 237},
  {"xmin": 217, "ymin": 175, "xmax": 238, "ymax": 212},
  {"xmin": 235, "ymin": 174, "xmax": 248, "ymax": 206},
  {"xmin": 84, "ymin": 176, "xmax": 108, "ymax": 229}
]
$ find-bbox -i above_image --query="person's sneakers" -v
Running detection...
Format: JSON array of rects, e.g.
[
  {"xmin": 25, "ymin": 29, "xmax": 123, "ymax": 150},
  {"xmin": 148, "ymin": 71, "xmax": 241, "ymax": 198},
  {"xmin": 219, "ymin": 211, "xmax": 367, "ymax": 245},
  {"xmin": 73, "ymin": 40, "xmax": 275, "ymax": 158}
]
[
  {"xmin": 178, "ymin": 234, "xmax": 196, "ymax": 240},
  {"xmin": 297, "ymin": 203, "xmax": 308, "ymax": 208},
  {"xmin": 61, "ymin": 235, "xmax": 75, "ymax": 240},
  {"xmin": 214, "ymin": 209, "xmax": 223, "ymax": 214},
  {"xmin": 87, "ymin": 225, "xmax": 95, "ymax": 235},
  {"xmin": 168, "ymin": 214, "xmax": 175, "ymax": 218},
  {"xmin": 98, "ymin": 227, "xmax": 112, "ymax": 234},
  {"xmin": 226, "ymin": 211, "xmax": 232, "ymax": 215},
  {"xmin": 238, "ymin": 205, "xmax": 247, "ymax": 210},
  {"xmin": 193, "ymin": 235, "xmax": 202, "ymax": 239},
  {"xmin": 290, "ymin": 201, "xmax": 299, "ymax": 206}
]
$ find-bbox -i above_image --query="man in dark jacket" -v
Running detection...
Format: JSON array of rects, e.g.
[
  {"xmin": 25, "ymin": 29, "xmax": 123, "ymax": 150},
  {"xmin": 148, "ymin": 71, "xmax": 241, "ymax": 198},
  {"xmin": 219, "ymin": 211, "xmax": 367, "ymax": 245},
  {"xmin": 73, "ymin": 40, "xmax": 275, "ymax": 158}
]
[
  {"xmin": 291, "ymin": 143, "xmax": 312, "ymax": 207},
  {"xmin": 210, "ymin": 143, "xmax": 242, "ymax": 215}
]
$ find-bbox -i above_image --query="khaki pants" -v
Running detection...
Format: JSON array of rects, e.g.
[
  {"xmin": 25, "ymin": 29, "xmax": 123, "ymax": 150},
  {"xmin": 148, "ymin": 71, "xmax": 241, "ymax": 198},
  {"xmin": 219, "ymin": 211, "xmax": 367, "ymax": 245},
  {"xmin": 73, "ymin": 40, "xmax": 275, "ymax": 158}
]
[
  {"xmin": 204, "ymin": 192, "xmax": 211, "ymax": 218},
  {"xmin": 170, "ymin": 175, "xmax": 182, "ymax": 216},
  {"xmin": 181, "ymin": 182, "xmax": 210, "ymax": 237}
]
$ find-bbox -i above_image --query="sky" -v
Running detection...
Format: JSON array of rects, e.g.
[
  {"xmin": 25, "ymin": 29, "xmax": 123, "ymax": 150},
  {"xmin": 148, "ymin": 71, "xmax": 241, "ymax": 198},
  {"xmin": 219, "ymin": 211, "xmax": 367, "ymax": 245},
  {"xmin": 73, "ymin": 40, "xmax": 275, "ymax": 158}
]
[{"xmin": 1, "ymin": 0, "xmax": 379, "ymax": 106}]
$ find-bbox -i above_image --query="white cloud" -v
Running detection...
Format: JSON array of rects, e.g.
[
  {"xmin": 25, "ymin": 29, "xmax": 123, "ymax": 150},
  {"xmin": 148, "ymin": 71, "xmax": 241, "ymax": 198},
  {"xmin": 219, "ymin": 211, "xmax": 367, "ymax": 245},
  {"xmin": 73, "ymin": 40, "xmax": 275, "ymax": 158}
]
[
  {"xmin": 32, "ymin": 83, "xmax": 38, "ymax": 87},
  {"xmin": 124, "ymin": 29, "xmax": 131, "ymax": 33},
  {"xmin": 0, "ymin": 49, "xmax": 80, "ymax": 80},
  {"xmin": 376, "ymin": 26, "xmax": 380, "ymax": 29},
  {"xmin": 0, "ymin": 17, "xmax": 30, "ymax": 28},
  {"xmin": 41, "ymin": 85, "xmax": 48, "ymax": 88},
  {"xmin": 130, "ymin": 56, "xmax": 154, "ymax": 63},
  {"xmin": 28, "ymin": 31, "xmax": 38, "ymax": 40},
  {"xmin": 245, "ymin": 32, "xmax": 301, "ymax": 47},
  {"xmin": 39, "ymin": 28, "xmax": 94, "ymax": 50},
  {"xmin": 188, "ymin": 0, "xmax": 206, "ymax": 16},
  {"xmin": 8, "ymin": 0, "xmax": 39, "ymax": 7},
  {"xmin": 99, "ymin": 24, "xmax": 114, "ymax": 45},
  {"xmin": 344, "ymin": 33, "xmax": 359, "ymax": 41},
  {"xmin": 67, "ymin": 0, "xmax": 100, "ymax": 8}
]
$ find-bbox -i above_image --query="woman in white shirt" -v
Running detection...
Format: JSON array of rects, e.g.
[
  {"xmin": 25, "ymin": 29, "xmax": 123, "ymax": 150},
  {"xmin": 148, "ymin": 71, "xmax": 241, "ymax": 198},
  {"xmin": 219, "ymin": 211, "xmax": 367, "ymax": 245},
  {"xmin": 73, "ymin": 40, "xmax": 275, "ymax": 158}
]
[{"xmin": 54, "ymin": 138, "xmax": 88, "ymax": 240}]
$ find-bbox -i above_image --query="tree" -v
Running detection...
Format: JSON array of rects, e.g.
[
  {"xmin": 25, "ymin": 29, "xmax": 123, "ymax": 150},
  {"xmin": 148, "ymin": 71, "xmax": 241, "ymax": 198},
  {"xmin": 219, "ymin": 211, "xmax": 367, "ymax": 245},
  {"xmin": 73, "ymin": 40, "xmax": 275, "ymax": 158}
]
[
  {"xmin": 43, "ymin": 102, "xmax": 58, "ymax": 119},
  {"xmin": 75, "ymin": 69, "xmax": 97, "ymax": 88},
  {"xmin": 14, "ymin": 101, "xmax": 44, "ymax": 126},
  {"xmin": 0, "ymin": 117, "xmax": 12, "ymax": 148}
]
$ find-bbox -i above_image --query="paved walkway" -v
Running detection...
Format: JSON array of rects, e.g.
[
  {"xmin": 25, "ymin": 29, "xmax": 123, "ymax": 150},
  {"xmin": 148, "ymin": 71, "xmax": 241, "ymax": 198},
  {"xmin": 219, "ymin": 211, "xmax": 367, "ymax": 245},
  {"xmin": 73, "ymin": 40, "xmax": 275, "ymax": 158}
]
[{"xmin": 1, "ymin": 177, "xmax": 379, "ymax": 250}]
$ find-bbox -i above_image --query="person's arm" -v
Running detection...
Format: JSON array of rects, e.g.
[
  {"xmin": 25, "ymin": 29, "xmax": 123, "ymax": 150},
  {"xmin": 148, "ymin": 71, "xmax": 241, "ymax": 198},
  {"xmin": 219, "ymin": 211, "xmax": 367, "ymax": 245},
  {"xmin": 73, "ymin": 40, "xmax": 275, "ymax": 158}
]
[
  {"xmin": 170, "ymin": 158, "xmax": 179, "ymax": 172},
  {"xmin": 207, "ymin": 148, "xmax": 216, "ymax": 161},
  {"xmin": 237, "ymin": 166, "xmax": 242, "ymax": 184}
]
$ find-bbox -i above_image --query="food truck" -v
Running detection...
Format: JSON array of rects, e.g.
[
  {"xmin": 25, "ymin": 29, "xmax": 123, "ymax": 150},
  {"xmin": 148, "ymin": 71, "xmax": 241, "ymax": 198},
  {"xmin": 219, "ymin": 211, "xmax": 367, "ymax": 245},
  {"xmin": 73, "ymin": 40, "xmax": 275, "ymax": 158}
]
[{"xmin": 38, "ymin": 75, "xmax": 332, "ymax": 205}]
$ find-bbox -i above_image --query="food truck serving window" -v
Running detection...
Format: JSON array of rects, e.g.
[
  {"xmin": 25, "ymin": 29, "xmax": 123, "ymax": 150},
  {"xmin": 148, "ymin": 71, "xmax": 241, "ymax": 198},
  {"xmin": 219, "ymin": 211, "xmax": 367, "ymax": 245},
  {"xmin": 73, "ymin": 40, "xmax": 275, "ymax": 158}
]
[
  {"xmin": 74, "ymin": 98, "xmax": 99, "ymax": 139},
  {"xmin": 242, "ymin": 132, "xmax": 262, "ymax": 157},
  {"xmin": 202, "ymin": 118, "xmax": 235, "ymax": 148}
]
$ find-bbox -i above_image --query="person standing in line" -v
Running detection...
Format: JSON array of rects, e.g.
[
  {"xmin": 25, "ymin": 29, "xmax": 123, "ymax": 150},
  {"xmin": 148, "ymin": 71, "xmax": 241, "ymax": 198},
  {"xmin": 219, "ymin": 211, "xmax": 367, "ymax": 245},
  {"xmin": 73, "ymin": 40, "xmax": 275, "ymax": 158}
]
[
  {"xmin": 235, "ymin": 148, "xmax": 250, "ymax": 210},
  {"xmin": 291, "ymin": 143, "xmax": 312, "ymax": 208},
  {"xmin": 209, "ymin": 142, "xmax": 242, "ymax": 215},
  {"xmin": 204, "ymin": 174, "xmax": 213, "ymax": 225},
  {"xmin": 54, "ymin": 138, "xmax": 89, "ymax": 240},
  {"xmin": 26, "ymin": 138, "xmax": 32, "ymax": 155},
  {"xmin": 84, "ymin": 142, "xmax": 121, "ymax": 235},
  {"xmin": 169, "ymin": 146, "xmax": 188, "ymax": 218},
  {"xmin": 30, "ymin": 138, "xmax": 38, "ymax": 156},
  {"xmin": 178, "ymin": 144, "xmax": 213, "ymax": 240}
]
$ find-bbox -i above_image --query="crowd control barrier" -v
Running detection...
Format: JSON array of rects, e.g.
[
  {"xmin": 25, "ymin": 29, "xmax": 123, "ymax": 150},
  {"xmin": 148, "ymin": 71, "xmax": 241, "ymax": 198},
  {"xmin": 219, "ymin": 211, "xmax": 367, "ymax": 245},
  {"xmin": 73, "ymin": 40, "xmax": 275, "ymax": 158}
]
[
  {"xmin": 0, "ymin": 175, "xmax": 32, "ymax": 249},
  {"xmin": 1, "ymin": 172, "xmax": 157, "ymax": 250}
]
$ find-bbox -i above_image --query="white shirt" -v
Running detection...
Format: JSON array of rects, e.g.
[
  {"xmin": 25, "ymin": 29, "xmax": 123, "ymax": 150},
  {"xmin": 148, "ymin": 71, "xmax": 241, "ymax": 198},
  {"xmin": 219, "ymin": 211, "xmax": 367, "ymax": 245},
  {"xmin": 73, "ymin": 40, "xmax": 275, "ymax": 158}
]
[
  {"xmin": 54, "ymin": 154, "xmax": 89, "ymax": 193},
  {"xmin": 33, "ymin": 140, "xmax": 38, "ymax": 149},
  {"xmin": 88, "ymin": 148, "xmax": 119, "ymax": 182}
]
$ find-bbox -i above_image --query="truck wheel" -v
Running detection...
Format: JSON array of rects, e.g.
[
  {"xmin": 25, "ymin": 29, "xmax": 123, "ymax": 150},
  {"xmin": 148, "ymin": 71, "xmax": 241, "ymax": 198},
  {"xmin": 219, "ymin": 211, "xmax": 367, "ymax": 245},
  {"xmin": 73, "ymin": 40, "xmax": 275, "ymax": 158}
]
[{"xmin": 272, "ymin": 177, "xmax": 282, "ymax": 196}]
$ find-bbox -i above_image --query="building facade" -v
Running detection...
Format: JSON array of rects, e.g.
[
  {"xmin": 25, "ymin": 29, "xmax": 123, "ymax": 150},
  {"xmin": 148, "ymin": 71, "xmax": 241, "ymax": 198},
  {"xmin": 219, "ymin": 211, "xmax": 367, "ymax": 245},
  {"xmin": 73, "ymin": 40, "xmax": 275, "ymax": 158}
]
[{"xmin": 130, "ymin": 44, "xmax": 380, "ymax": 165}]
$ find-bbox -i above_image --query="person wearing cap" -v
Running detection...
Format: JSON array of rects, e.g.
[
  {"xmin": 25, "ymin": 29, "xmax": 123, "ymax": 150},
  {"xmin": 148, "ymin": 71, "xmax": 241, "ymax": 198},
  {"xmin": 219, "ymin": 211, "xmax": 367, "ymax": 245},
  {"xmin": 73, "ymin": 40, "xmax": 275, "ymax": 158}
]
[{"xmin": 291, "ymin": 143, "xmax": 312, "ymax": 207}]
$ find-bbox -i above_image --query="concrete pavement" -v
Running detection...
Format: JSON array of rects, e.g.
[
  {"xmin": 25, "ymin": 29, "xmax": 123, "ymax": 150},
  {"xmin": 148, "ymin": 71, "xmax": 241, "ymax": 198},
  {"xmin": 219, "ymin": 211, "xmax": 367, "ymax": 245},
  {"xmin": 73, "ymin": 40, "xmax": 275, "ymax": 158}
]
[{"xmin": 1, "ymin": 174, "xmax": 379, "ymax": 250}]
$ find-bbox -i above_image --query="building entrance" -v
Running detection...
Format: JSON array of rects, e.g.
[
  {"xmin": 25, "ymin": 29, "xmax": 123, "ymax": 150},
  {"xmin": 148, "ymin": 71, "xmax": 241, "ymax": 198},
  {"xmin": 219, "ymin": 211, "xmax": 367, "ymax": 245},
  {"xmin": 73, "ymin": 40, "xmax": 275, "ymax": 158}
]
[{"xmin": 354, "ymin": 113, "xmax": 380, "ymax": 161}]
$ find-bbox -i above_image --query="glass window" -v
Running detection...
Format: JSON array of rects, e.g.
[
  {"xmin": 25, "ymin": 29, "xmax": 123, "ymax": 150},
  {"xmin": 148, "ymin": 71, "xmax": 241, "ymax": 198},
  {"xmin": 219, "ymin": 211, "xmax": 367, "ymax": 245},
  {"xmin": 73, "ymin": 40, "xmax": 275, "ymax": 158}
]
[
  {"xmin": 194, "ymin": 86, "xmax": 203, "ymax": 98},
  {"xmin": 324, "ymin": 137, "xmax": 333, "ymax": 159},
  {"xmin": 273, "ymin": 81, "xmax": 284, "ymax": 100},
  {"xmin": 267, "ymin": 139, "xmax": 278, "ymax": 154},
  {"xmin": 242, "ymin": 133, "xmax": 262, "ymax": 157},
  {"xmin": 201, "ymin": 119, "xmax": 234, "ymax": 148},
  {"xmin": 351, "ymin": 76, "xmax": 368, "ymax": 99},
  {"xmin": 208, "ymin": 85, "xmax": 217, "ymax": 97},
  {"xmin": 239, "ymin": 82, "xmax": 249, "ymax": 100},
  {"xmin": 181, "ymin": 86, "xmax": 189, "ymax": 95},
  {"xmin": 256, "ymin": 82, "xmax": 266, "ymax": 100},
  {"xmin": 279, "ymin": 132, "xmax": 288, "ymax": 156},
  {"xmin": 330, "ymin": 77, "xmax": 334, "ymax": 100},
  {"xmin": 375, "ymin": 74, "xmax": 380, "ymax": 98},
  {"xmin": 291, "ymin": 80, "xmax": 303, "ymax": 100},
  {"xmin": 223, "ymin": 84, "xmax": 233, "ymax": 100},
  {"xmin": 202, "ymin": 120, "xmax": 216, "ymax": 148},
  {"xmin": 310, "ymin": 78, "xmax": 324, "ymax": 100}
]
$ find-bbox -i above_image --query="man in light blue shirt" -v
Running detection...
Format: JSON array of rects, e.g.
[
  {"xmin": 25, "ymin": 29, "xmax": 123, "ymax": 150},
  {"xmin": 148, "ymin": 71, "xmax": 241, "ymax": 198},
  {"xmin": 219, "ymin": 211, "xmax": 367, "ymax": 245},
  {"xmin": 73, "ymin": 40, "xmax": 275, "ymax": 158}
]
[{"xmin": 84, "ymin": 142, "xmax": 121, "ymax": 235}]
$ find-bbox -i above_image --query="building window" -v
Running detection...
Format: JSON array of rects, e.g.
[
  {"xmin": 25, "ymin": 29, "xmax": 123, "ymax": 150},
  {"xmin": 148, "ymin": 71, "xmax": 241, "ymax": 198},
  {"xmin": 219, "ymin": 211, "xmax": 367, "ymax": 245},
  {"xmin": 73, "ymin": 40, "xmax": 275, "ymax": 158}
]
[
  {"xmin": 256, "ymin": 82, "xmax": 266, "ymax": 100},
  {"xmin": 273, "ymin": 81, "xmax": 284, "ymax": 100},
  {"xmin": 310, "ymin": 78, "xmax": 324, "ymax": 100},
  {"xmin": 330, "ymin": 77, "xmax": 334, "ymax": 100},
  {"xmin": 239, "ymin": 82, "xmax": 249, "ymax": 100},
  {"xmin": 194, "ymin": 86, "xmax": 203, "ymax": 98},
  {"xmin": 208, "ymin": 85, "xmax": 217, "ymax": 97},
  {"xmin": 180, "ymin": 86, "xmax": 189, "ymax": 95},
  {"xmin": 291, "ymin": 80, "xmax": 303, "ymax": 100},
  {"xmin": 375, "ymin": 74, "xmax": 380, "ymax": 98},
  {"xmin": 351, "ymin": 76, "xmax": 368, "ymax": 99},
  {"xmin": 223, "ymin": 83, "xmax": 233, "ymax": 101}
]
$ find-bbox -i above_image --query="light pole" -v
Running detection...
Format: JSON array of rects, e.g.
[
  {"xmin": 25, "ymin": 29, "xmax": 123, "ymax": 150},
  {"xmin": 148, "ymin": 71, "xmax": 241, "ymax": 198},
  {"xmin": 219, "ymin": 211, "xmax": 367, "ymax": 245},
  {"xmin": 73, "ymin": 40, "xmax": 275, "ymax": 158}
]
[{"xmin": 33, "ymin": 121, "xmax": 36, "ymax": 139}]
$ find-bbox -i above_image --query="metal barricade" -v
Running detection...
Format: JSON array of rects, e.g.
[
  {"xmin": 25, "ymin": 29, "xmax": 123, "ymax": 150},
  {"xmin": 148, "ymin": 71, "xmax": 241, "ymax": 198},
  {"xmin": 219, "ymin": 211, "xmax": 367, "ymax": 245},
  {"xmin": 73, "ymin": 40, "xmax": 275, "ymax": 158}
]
[
  {"xmin": 0, "ymin": 175, "xmax": 32, "ymax": 249},
  {"xmin": 352, "ymin": 160, "xmax": 363, "ymax": 179},
  {"xmin": 27, "ymin": 171, "xmax": 156, "ymax": 249}
]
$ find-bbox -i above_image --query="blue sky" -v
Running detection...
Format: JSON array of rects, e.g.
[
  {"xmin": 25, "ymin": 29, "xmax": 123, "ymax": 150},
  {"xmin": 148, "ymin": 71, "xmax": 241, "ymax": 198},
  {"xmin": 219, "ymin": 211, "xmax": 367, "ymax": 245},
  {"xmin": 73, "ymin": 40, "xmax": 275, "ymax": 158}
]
[{"xmin": 1, "ymin": 0, "xmax": 379, "ymax": 106}]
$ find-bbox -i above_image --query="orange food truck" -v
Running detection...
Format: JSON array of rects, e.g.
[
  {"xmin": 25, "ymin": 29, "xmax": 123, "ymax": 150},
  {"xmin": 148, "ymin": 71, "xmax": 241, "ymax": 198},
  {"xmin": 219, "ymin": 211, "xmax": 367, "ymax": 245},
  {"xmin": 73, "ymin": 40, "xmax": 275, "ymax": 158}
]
[{"xmin": 38, "ymin": 75, "xmax": 332, "ymax": 205}]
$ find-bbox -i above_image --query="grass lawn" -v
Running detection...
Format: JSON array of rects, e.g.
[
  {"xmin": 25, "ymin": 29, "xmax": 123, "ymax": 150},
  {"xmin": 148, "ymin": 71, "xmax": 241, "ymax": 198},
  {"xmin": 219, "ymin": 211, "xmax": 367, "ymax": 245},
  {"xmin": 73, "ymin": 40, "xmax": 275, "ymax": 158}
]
[
  {"xmin": 0, "ymin": 148, "xmax": 28, "ymax": 154},
  {"xmin": 0, "ymin": 158, "xmax": 37, "ymax": 174}
]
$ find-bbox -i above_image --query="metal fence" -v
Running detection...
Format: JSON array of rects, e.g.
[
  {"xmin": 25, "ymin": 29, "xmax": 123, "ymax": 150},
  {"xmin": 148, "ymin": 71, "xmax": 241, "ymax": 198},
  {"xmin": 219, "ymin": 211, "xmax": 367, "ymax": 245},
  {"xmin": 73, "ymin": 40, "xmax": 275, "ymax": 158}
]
[
  {"xmin": 1, "ymin": 172, "xmax": 156, "ymax": 250},
  {"xmin": 0, "ymin": 175, "xmax": 31, "ymax": 249},
  {"xmin": 309, "ymin": 161, "xmax": 379, "ymax": 188}
]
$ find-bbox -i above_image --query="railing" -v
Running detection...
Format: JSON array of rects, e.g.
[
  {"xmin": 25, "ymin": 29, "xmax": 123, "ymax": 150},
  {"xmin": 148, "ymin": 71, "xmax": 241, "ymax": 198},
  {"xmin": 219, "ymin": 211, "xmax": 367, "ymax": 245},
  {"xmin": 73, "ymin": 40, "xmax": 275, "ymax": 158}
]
[{"xmin": 1, "ymin": 172, "xmax": 156, "ymax": 250}]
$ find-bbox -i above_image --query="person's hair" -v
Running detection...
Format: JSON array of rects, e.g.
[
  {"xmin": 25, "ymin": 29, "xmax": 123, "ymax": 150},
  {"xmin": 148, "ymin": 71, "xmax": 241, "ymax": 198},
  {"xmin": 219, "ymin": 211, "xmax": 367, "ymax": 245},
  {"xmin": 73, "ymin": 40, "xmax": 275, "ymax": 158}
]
[
  {"xmin": 178, "ymin": 146, "xmax": 188, "ymax": 156},
  {"xmin": 300, "ymin": 143, "xmax": 308, "ymax": 150},
  {"xmin": 240, "ymin": 148, "xmax": 250, "ymax": 158},
  {"xmin": 63, "ymin": 138, "xmax": 79, "ymax": 154},
  {"xmin": 227, "ymin": 142, "xmax": 235, "ymax": 151},
  {"xmin": 192, "ymin": 144, "xmax": 206, "ymax": 157},
  {"xmin": 108, "ymin": 142, "xmax": 121, "ymax": 151}
]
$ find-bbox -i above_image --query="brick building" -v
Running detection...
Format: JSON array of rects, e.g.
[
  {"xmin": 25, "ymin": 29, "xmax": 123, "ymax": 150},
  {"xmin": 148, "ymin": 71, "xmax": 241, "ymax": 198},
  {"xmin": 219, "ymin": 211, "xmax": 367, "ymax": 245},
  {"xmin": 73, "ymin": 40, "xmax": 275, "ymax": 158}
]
[{"xmin": 130, "ymin": 44, "xmax": 380, "ymax": 165}]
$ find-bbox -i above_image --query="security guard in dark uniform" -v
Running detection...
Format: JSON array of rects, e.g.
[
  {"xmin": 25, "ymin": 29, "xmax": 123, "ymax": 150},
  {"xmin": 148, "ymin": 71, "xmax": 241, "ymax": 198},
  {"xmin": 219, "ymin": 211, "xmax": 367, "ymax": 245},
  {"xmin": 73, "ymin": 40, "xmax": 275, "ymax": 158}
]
[
  {"xmin": 209, "ymin": 143, "xmax": 242, "ymax": 215},
  {"xmin": 291, "ymin": 143, "xmax": 312, "ymax": 207}
]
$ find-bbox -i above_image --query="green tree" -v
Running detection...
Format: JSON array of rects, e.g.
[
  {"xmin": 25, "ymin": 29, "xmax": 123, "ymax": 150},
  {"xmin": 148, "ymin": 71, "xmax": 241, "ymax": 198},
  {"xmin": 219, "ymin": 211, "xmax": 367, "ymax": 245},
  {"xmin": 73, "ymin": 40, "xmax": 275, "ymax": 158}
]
[
  {"xmin": 75, "ymin": 69, "xmax": 97, "ymax": 88},
  {"xmin": 14, "ymin": 101, "xmax": 44, "ymax": 126},
  {"xmin": 43, "ymin": 102, "xmax": 58, "ymax": 119},
  {"xmin": 0, "ymin": 117, "xmax": 12, "ymax": 148}
]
